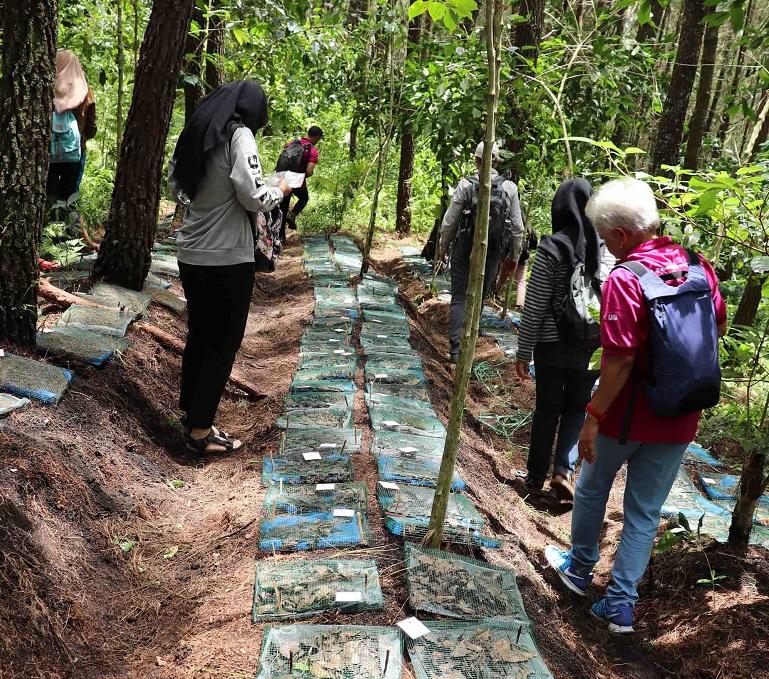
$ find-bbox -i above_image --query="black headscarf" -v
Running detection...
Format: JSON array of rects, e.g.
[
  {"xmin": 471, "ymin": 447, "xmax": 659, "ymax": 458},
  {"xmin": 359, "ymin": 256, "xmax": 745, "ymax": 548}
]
[
  {"xmin": 537, "ymin": 178, "xmax": 600, "ymax": 276},
  {"xmin": 171, "ymin": 80, "xmax": 269, "ymax": 199}
]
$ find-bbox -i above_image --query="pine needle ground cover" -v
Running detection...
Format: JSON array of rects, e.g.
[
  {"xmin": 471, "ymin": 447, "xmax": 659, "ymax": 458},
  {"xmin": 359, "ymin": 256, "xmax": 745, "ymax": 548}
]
[
  {"xmin": 0, "ymin": 353, "xmax": 73, "ymax": 404},
  {"xmin": 262, "ymin": 451, "xmax": 354, "ymax": 486},
  {"xmin": 405, "ymin": 621, "xmax": 553, "ymax": 679},
  {"xmin": 404, "ymin": 544, "xmax": 527, "ymax": 622},
  {"xmin": 259, "ymin": 483, "xmax": 371, "ymax": 552},
  {"xmin": 252, "ymin": 560, "xmax": 383, "ymax": 622}
]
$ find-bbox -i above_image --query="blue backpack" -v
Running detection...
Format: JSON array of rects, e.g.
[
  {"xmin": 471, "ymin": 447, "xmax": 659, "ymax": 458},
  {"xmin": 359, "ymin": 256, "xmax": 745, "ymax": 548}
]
[
  {"xmin": 619, "ymin": 249, "xmax": 721, "ymax": 419},
  {"xmin": 50, "ymin": 110, "xmax": 82, "ymax": 163}
]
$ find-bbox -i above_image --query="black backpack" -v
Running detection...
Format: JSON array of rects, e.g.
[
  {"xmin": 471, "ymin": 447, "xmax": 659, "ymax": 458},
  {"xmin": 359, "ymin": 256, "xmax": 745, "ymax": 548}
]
[
  {"xmin": 276, "ymin": 139, "xmax": 310, "ymax": 172},
  {"xmin": 552, "ymin": 258, "xmax": 602, "ymax": 348},
  {"xmin": 457, "ymin": 176, "xmax": 514, "ymax": 258}
]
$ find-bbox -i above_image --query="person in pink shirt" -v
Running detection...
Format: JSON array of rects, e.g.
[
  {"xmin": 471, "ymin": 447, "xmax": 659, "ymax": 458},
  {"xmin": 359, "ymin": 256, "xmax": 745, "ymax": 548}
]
[
  {"xmin": 545, "ymin": 178, "xmax": 727, "ymax": 633},
  {"xmin": 279, "ymin": 125, "xmax": 322, "ymax": 239}
]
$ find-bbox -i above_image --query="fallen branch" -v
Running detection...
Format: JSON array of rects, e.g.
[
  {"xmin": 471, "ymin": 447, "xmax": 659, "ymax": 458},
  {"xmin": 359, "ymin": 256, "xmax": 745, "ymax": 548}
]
[{"xmin": 38, "ymin": 277, "xmax": 104, "ymax": 309}]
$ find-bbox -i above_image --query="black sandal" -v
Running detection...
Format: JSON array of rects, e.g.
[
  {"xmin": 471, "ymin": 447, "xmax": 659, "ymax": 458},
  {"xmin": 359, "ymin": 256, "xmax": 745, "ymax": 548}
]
[{"xmin": 185, "ymin": 426, "xmax": 243, "ymax": 454}]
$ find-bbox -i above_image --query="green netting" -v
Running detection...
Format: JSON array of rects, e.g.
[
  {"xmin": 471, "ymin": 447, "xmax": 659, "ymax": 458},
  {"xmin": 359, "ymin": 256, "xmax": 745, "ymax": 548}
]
[
  {"xmin": 298, "ymin": 355, "xmax": 357, "ymax": 372},
  {"xmin": 378, "ymin": 449, "xmax": 464, "ymax": 490},
  {"xmin": 360, "ymin": 336, "xmax": 413, "ymax": 352},
  {"xmin": 37, "ymin": 327, "xmax": 130, "ymax": 367},
  {"xmin": 0, "ymin": 353, "xmax": 73, "ymax": 404},
  {"xmin": 293, "ymin": 364, "xmax": 356, "ymax": 381},
  {"xmin": 284, "ymin": 391, "xmax": 354, "ymax": 410},
  {"xmin": 305, "ymin": 317, "xmax": 355, "ymax": 334},
  {"xmin": 0, "ymin": 393, "xmax": 30, "ymax": 416},
  {"xmin": 253, "ymin": 560, "xmax": 384, "ymax": 621},
  {"xmin": 263, "ymin": 451, "xmax": 354, "ymax": 485},
  {"xmin": 369, "ymin": 404, "xmax": 446, "ymax": 438},
  {"xmin": 314, "ymin": 301, "xmax": 359, "ymax": 319},
  {"xmin": 359, "ymin": 277, "xmax": 398, "ymax": 295},
  {"xmin": 59, "ymin": 304, "xmax": 136, "ymax": 337},
  {"xmin": 282, "ymin": 427, "xmax": 363, "ymax": 454},
  {"xmin": 684, "ymin": 442, "xmax": 722, "ymax": 467},
  {"xmin": 260, "ymin": 483, "xmax": 371, "ymax": 552},
  {"xmin": 148, "ymin": 288, "xmax": 187, "ymax": 313},
  {"xmin": 377, "ymin": 485, "xmax": 500, "ymax": 548},
  {"xmin": 290, "ymin": 378, "xmax": 356, "ymax": 393},
  {"xmin": 371, "ymin": 430, "xmax": 446, "ymax": 457},
  {"xmin": 364, "ymin": 367, "xmax": 426, "ymax": 388},
  {"xmin": 358, "ymin": 301, "xmax": 404, "ymax": 315},
  {"xmin": 301, "ymin": 330, "xmax": 354, "ymax": 346},
  {"xmin": 143, "ymin": 272, "xmax": 172, "ymax": 290},
  {"xmin": 149, "ymin": 252, "xmax": 179, "ymax": 277},
  {"xmin": 85, "ymin": 283, "xmax": 152, "ymax": 315},
  {"xmin": 314, "ymin": 288, "xmax": 358, "ymax": 305},
  {"xmin": 362, "ymin": 308, "xmax": 408, "ymax": 324},
  {"xmin": 364, "ymin": 353, "xmax": 423, "ymax": 372},
  {"xmin": 360, "ymin": 322, "xmax": 410, "ymax": 338},
  {"xmin": 404, "ymin": 544, "xmax": 528, "ymax": 622},
  {"xmin": 405, "ymin": 620, "xmax": 553, "ymax": 679},
  {"xmin": 45, "ymin": 269, "xmax": 92, "ymax": 290},
  {"xmin": 366, "ymin": 382, "xmax": 431, "ymax": 402},
  {"xmin": 299, "ymin": 349, "xmax": 356, "ymax": 362},
  {"xmin": 276, "ymin": 406, "xmax": 354, "ymax": 430},
  {"xmin": 365, "ymin": 392, "xmax": 433, "ymax": 413}
]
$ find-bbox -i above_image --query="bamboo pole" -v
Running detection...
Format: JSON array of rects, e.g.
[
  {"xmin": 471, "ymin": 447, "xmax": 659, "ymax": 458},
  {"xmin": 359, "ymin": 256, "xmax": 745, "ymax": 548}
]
[{"xmin": 426, "ymin": 0, "xmax": 504, "ymax": 548}]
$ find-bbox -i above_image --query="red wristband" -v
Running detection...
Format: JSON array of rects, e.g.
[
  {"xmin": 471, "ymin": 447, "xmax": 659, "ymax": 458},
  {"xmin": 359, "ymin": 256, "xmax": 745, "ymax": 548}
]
[{"xmin": 585, "ymin": 403, "xmax": 606, "ymax": 423}]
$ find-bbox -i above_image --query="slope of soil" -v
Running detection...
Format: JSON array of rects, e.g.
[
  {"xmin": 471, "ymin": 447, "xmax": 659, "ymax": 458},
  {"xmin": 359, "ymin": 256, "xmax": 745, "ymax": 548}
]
[{"xmin": 1, "ymin": 234, "xmax": 767, "ymax": 679}]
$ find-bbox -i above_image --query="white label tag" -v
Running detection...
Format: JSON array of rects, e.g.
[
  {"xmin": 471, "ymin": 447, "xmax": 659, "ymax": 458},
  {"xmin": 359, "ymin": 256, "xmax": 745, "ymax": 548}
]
[
  {"xmin": 316, "ymin": 483, "xmax": 336, "ymax": 491},
  {"xmin": 319, "ymin": 443, "xmax": 338, "ymax": 449},
  {"xmin": 295, "ymin": 385, "xmax": 311, "ymax": 390},
  {"xmin": 670, "ymin": 526, "xmax": 687, "ymax": 534},
  {"xmin": 334, "ymin": 328, "xmax": 345, "ymax": 333},
  {"xmin": 342, "ymin": 351, "xmax": 354, "ymax": 356},
  {"xmin": 380, "ymin": 420, "xmax": 400, "ymax": 428},
  {"xmin": 379, "ymin": 481, "xmax": 399, "ymax": 490},
  {"xmin": 399, "ymin": 446, "xmax": 418, "ymax": 453},
  {"xmin": 333, "ymin": 349, "xmax": 345, "ymax": 354},
  {"xmin": 328, "ymin": 339, "xmax": 341, "ymax": 343},
  {"xmin": 0, "ymin": 349, "xmax": 5, "ymax": 357},
  {"xmin": 371, "ymin": 319, "xmax": 383, "ymax": 323},
  {"xmin": 702, "ymin": 477, "xmax": 717, "ymax": 485},
  {"xmin": 377, "ymin": 334, "xmax": 388, "ymax": 339},
  {"xmin": 397, "ymin": 617, "xmax": 431, "ymax": 640},
  {"xmin": 303, "ymin": 451, "xmax": 322, "ymax": 461},
  {"xmin": 374, "ymin": 373, "xmax": 388, "ymax": 379},
  {"xmin": 333, "ymin": 508, "xmax": 355, "ymax": 518},
  {"xmin": 335, "ymin": 591, "xmax": 362, "ymax": 603}
]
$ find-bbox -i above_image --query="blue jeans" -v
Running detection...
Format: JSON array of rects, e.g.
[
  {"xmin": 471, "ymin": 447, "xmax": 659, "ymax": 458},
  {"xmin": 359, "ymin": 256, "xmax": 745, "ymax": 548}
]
[{"xmin": 570, "ymin": 433, "xmax": 687, "ymax": 608}]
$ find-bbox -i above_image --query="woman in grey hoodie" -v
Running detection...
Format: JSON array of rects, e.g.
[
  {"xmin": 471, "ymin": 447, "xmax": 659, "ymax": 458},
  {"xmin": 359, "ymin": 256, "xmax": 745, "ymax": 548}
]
[{"xmin": 169, "ymin": 80, "xmax": 290, "ymax": 454}]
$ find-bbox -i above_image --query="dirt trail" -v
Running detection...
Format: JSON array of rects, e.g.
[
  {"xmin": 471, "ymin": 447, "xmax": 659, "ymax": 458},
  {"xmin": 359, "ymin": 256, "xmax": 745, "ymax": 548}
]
[{"xmin": 1, "ymin": 235, "xmax": 767, "ymax": 679}]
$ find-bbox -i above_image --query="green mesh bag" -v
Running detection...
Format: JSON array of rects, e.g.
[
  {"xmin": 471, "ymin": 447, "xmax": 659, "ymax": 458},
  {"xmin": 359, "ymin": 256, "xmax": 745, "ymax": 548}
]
[
  {"xmin": 364, "ymin": 353, "xmax": 423, "ymax": 372},
  {"xmin": 290, "ymin": 379, "xmax": 357, "ymax": 394},
  {"xmin": 297, "ymin": 355, "xmax": 357, "ymax": 372},
  {"xmin": 85, "ymin": 282, "xmax": 152, "ymax": 315},
  {"xmin": 369, "ymin": 404, "xmax": 446, "ymax": 438},
  {"xmin": 366, "ymin": 382, "xmax": 431, "ymax": 402},
  {"xmin": 284, "ymin": 391, "xmax": 354, "ymax": 410},
  {"xmin": 314, "ymin": 287, "xmax": 358, "ymax": 306},
  {"xmin": 404, "ymin": 544, "xmax": 528, "ymax": 622},
  {"xmin": 37, "ymin": 326, "xmax": 130, "ymax": 367},
  {"xmin": 262, "ymin": 451, "xmax": 354, "ymax": 486},
  {"xmin": 253, "ymin": 559, "xmax": 383, "ymax": 621},
  {"xmin": 371, "ymin": 430, "xmax": 446, "ymax": 458},
  {"xmin": 405, "ymin": 620, "xmax": 553, "ymax": 679},
  {"xmin": 360, "ymin": 319, "xmax": 410, "ymax": 336},
  {"xmin": 281, "ymin": 427, "xmax": 363, "ymax": 454},
  {"xmin": 360, "ymin": 336, "xmax": 413, "ymax": 352},
  {"xmin": 275, "ymin": 406, "xmax": 354, "ymax": 430},
  {"xmin": 362, "ymin": 308, "xmax": 408, "ymax": 324},
  {"xmin": 365, "ymin": 392, "xmax": 434, "ymax": 414},
  {"xmin": 293, "ymin": 364, "xmax": 356, "ymax": 381},
  {"xmin": 0, "ymin": 352, "xmax": 73, "ymax": 404},
  {"xmin": 305, "ymin": 317, "xmax": 355, "ymax": 334},
  {"xmin": 364, "ymin": 367, "xmax": 426, "ymax": 388},
  {"xmin": 59, "ymin": 304, "xmax": 136, "ymax": 337},
  {"xmin": 0, "ymin": 393, "xmax": 30, "ymax": 416}
]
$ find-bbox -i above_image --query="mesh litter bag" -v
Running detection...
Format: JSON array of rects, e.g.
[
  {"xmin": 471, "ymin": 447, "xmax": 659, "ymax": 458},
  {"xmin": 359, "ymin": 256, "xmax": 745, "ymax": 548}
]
[
  {"xmin": 0, "ymin": 393, "xmax": 30, "ymax": 416},
  {"xmin": 262, "ymin": 451, "xmax": 354, "ymax": 485},
  {"xmin": 358, "ymin": 301, "xmax": 404, "ymax": 315},
  {"xmin": 305, "ymin": 317, "xmax": 355, "ymax": 334},
  {"xmin": 371, "ymin": 430, "xmax": 446, "ymax": 458},
  {"xmin": 480, "ymin": 306, "xmax": 519, "ymax": 330},
  {"xmin": 143, "ymin": 272, "xmax": 172, "ymax": 291},
  {"xmin": 276, "ymin": 406, "xmax": 354, "ymax": 430},
  {"xmin": 284, "ymin": 391, "xmax": 354, "ymax": 410},
  {"xmin": 684, "ymin": 443, "xmax": 723, "ymax": 467},
  {"xmin": 46, "ymin": 269, "xmax": 92, "ymax": 290},
  {"xmin": 37, "ymin": 326, "xmax": 131, "ymax": 367},
  {"xmin": 148, "ymin": 288, "xmax": 187, "ymax": 313},
  {"xmin": 282, "ymin": 428, "xmax": 363, "ymax": 455},
  {"xmin": 361, "ymin": 336, "xmax": 413, "ymax": 353},
  {"xmin": 0, "ymin": 353, "xmax": 73, "ymax": 404},
  {"xmin": 360, "ymin": 278, "xmax": 398, "ymax": 295},
  {"xmin": 59, "ymin": 304, "xmax": 136, "ymax": 337},
  {"xmin": 404, "ymin": 544, "xmax": 527, "ymax": 622},
  {"xmin": 361, "ymin": 318, "xmax": 410, "ymax": 334},
  {"xmin": 369, "ymin": 404, "xmax": 446, "ymax": 438},
  {"xmin": 405, "ymin": 620, "xmax": 553, "ymax": 679},
  {"xmin": 293, "ymin": 364, "xmax": 356, "ymax": 382},
  {"xmin": 290, "ymin": 378, "xmax": 357, "ymax": 394},
  {"xmin": 358, "ymin": 292, "xmax": 397, "ymax": 309},
  {"xmin": 300, "ymin": 333, "xmax": 353, "ymax": 350},
  {"xmin": 314, "ymin": 288, "xmax": 358, "ymax": 306},
  {"xmin": 149, "ymin": 252, "xmax": 179, "ymax": 276},
  {"xmin": 365, "ymin": 393, "xmax": 434, "ymax": 414},
  {"xmin": 260, "ymin": 483, "xmax": 371, "ymax": 552},
  {"xmin": 252, "ymin": 560, "xmax": 384, "ymax": 622},
  {"xmin": 86, "ymin": 283, "xmax": 152, "ymax": 315},
  {"xmin": 365, "ymin": 367, "xmax": 426, "ymax": 388},
  {"xmin": 297, "ymin": 355, "xmax": 357, "ymax": 372},
  {"xmin": 314, "ymin": 301, "xmax": 359, "ymax": 319},
  {"xmin": 364, "ymin": 353, "xmax": 422, "ymax": 371},
  {"xmin": 299, "ymin": 348, "xmax": 356, "ymax": 362},
  {"xmin": 378, "ymin": 451, "xmax": 464, "ymax": 490},
  {"xmin": 366, "ymin": 382, "xmax": 431, "ymax": 403},
  {"xmin": 377, "ymin": 485, "xmax": 500, "ymax": 548},
  {"xmin": 712, "ymin": 500, "xmax": 769, "ymax": 526},
  {"xmin": 362, "ymin": 308, "xmax": 408, "ymax": 324}
]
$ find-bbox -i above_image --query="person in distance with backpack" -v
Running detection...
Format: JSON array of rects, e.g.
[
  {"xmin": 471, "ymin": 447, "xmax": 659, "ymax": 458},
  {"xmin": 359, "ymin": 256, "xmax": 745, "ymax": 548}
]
[
  {"xmin": 169, "ymin": 80, "xmax": 292, "ymax": 455},
  {"xmin": 276, "ymin": 125, "xmax": 323, "ymax": 240},
  {"xmin": 515, "ymin": 178, "xmax": 601, "ymax": 502},
  {"xmin": 545, "ymin": 178, "xmax": 727, "ymax": 634},
  {"xmin": 437, "ymin": 140, "xmax": 524, "ymax": 364}
]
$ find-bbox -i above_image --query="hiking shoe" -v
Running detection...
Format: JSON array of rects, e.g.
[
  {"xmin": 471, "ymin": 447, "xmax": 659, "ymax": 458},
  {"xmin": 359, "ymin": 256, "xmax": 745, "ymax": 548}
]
[
  {"xmin": 550, "ymin": 474, "xmax": 574, "ymax": 502},
  {"xmin": 591, "ymin": 598, "xmax": 634, "ymax": 634},
  {"xmin": 524, "ymin": 477, "xmax": 544, "ymax": 492},
  {"xmin": 545, "ymin": 545, "xmax": 592, "ymax": 596},
  {"xmin": 446, "ymin": 352, "xmax": 459, "ymax": 365}
]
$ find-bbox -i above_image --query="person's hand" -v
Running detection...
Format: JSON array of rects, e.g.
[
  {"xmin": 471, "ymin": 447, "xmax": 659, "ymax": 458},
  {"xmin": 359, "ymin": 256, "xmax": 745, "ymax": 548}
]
[
  {"xmin": 578, "ymin": 415, "xmax": 599, "ymax": 464},
  {"xmin": 278, "ymin": 178, "xmax": 292, "ymax": 196},
  {"xmin": 515, "ymin": 360, "xmax": 531, "ymax": 381}
]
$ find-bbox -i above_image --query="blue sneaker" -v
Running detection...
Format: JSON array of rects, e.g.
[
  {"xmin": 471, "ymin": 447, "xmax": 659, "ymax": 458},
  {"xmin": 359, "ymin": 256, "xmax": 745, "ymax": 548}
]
[
  {"xmin": 544, "ymin": 545, "xmax": 592, "ymax": 596},
  {"xmin": 591, "ymin": 598, "xmax": 634, "ymax": 634}
]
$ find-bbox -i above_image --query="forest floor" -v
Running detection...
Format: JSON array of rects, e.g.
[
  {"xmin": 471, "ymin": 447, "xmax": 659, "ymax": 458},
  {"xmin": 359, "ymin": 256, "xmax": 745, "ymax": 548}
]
[{"xmin": 1, "ymin": 233, "xmax": 768, "ymax": 679}]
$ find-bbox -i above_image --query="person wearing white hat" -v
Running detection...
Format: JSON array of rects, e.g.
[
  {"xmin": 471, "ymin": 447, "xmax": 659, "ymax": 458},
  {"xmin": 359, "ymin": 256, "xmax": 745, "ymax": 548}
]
[{"xmin": 437, "ymin": 140, "xmax": 524, "ymax": 363}]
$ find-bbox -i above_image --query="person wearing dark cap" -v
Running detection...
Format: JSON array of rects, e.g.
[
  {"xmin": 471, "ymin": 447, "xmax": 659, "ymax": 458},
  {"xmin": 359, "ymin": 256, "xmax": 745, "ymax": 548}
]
[{"xmin": 169, "ymin": 80, "xmax": 291, "ymax": 455}]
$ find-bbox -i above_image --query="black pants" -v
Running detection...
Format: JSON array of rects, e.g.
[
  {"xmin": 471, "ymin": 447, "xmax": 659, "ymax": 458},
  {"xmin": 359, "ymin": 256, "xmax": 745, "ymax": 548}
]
[
  {"xmin": 178, "ymin": 262, "xmax": 255, "ymax": 429},
  {"xmin": 449, "ymin": 237, "xmax": 502, "ymax": 355},
  {"xmin": 280, "ymin": 184, "xmax": 310, "ymax": 240},
  {"xmin": 47, "ymin": 162, "xmax": 81, "ymax": 203},
  {"xmin": 527, "ymin": 342, "xmax": 598, "ymax": 485}
]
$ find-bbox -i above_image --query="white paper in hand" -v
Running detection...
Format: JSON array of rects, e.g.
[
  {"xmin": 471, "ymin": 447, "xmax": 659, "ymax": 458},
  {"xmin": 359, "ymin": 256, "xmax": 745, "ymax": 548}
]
[{"xmin": 397, "ymin": 617, "xmax": 431, "ymax": 640}]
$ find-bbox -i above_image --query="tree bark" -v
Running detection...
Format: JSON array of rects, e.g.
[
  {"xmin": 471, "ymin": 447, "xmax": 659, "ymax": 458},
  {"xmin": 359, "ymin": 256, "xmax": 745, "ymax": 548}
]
[
  {"xmin": 94, "ymin": 0, "xmax": 196, "ymax": 291},
  {"xmin": 116, "ymin": 0, "xmax": 125, "ymax": 152},
  {"xmin": 635, "ymin": 0, "xmax": 664, "ymax": 43},
  {"xmin": 427, "ymin": 0, "xmax": 504, "ymax": 548},
  {"xmin": 0, "ymin": 0, "xmax": 58, "ymax": 346},
  {"xmin": 183, "ymin": 3, "xmax": 206, "ymax": 122},
  {"xmin": 716, "ymin": 0, "xmax": 753, "ymax": 145},
  {"xmin": 704, "ymin": 54, "xmax": 728, "ymax": 136},
  {"xmin": 729, "ymin": 452, "xmax": 768, "ymax": 549},
  {"xmin": 744, "ymin": 96, "xmax": 769, "ymax": 163},
  {"xmin": 732, "ymin": 275, "xmax": 766, "ymax": 328},
  {"xmin": 204, "ymin": 0, "xmax": 226, "ymax": 91},
  {"xmin": 650, "ymin": 0, "xmax": 706, "ymax": 173},
  {"xmin": 684, "ymin": 22, "xmax": 720, "ymax": 169}
]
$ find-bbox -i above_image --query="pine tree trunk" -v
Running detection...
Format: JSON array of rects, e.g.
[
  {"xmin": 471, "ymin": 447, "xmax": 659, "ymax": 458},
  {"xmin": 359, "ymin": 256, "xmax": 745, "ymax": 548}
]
[
  {"xmin": 729, "ymin": 453, "xmax": 768, "ymax": 549},
  {"xmin": 205, "ymin": 1, "xmax": 226, "ymax": 91},
  {"xmin": 635, "ymin": 0, "xmax": 664, "ymax": 43},
  {"xmin": 650, "ymin": 0, "xmax": 706, "ymax": 173},
  {"xmin": 94, "ymin": 0, "xmax": 195, "ymax": 290},
  {"xmin": 183, "ymin": 3, "xmax": 206, "ymax": 122},
  {"xmin": 733, "ymin": 275, "xmax": 766, "ymax": 328},
  {"xmin": 716, "ymin": 0, "xmax": 753, "ymax": 145},
  {"xmin": 704, "ymin": 55, "xmax": 728, "ymax": 135},
  {"xmin": 395, "ymin": 126, "xmax": 415, "ymax": 236},
  {"xmin": 684, "ymin": 22, "xmax": 719, "ymax": 169},
  {"xmin": 0, "ymin": 0, "xmax": 58, "ymax": 346},
  {"xmin": 427, "ymin": 0, "xmax": 504, "ymax": 548},
  {"xmin": 744, "ymin": 96, "xmax": 769, "ymax": 163},
  {"xmin": 116, "ymin": 0, "xmax": 125, "ymax": 152}
]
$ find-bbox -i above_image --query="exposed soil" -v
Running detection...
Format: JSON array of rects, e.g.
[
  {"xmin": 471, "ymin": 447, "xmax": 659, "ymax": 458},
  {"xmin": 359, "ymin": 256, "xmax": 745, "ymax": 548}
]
[{"xmin": 1, "ymin": 233, "xmax": 767, "ymax": 679}]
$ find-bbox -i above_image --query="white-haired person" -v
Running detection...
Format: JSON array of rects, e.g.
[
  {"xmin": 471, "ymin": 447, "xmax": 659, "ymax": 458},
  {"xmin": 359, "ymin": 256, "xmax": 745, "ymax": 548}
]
[
  {"xmin": 545, "ymin": 178, "xmax": 727, "ymax": 633},
  {"xmin": 437, "ymin": 141, "xmax": 524, "ymax": 364}
]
